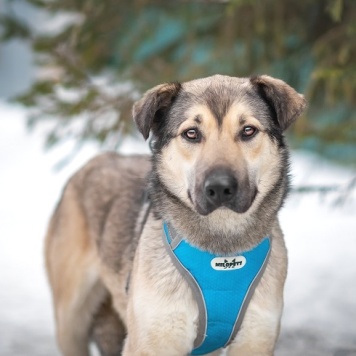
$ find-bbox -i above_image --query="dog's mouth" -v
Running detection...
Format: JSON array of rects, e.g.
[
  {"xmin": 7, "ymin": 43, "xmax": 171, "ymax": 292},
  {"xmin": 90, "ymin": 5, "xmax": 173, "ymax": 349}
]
[{"xmin": 194, "ymin": 190, "xmax": 257, "ymax": 216}]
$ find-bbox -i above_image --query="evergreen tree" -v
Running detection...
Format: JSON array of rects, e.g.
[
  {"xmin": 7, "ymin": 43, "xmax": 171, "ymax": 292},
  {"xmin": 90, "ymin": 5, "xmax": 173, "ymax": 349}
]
[{"xmin": 1, "ymin": 0, "xmax": 355, "ymax": 165}]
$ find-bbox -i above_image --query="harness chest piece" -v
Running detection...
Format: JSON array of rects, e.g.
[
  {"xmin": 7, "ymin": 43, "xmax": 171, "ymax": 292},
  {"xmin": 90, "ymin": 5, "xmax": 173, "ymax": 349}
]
[{"xmin": 162, "ymin": 222, "xmax": 271, "ymax": 355}]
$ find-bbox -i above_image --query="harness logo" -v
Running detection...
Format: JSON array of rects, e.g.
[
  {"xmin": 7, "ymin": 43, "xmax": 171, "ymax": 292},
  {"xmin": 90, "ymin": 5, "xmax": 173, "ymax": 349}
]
[{"xmin": 210, "ymin": 256, "xmax": 246, "ymax": 271}]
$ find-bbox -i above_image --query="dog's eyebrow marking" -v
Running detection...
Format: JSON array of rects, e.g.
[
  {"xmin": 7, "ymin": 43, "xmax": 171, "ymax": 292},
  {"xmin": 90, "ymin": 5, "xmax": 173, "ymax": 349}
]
[
  {"xmin": 239, "ymin": 116, "xmax": 247, "ymax": 126},
  {"xmin": 194, "ymin": 115, "xmax": 202, "ymax": 124}
]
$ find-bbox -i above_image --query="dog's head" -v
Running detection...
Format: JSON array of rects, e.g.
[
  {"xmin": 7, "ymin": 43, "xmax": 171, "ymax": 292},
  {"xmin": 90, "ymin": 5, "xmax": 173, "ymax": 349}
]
[{"xmin": 133, "ymin": 75, "xmax": 306, "ymax": 217}]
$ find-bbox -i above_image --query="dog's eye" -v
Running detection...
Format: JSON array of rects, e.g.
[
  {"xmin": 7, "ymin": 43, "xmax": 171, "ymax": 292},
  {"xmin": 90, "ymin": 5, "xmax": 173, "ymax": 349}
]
[
  {"xmin": 182, "ymin": 128, "xmax": 201, "ymax": 142},
  {"xmin": 241, "ymin": 126, "xmax": 257, "ymax": 139}
]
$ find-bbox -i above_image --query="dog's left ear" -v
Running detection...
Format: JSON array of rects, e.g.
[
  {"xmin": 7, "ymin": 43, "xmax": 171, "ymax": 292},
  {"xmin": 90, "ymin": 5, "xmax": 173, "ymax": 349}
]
[
  {"xmin": 132, "ymin": 82, "xmax": 182, "ymax": 140},
  {"xmin": 250, "ymin": 75, "xmax": 307, "ymax": 131}
]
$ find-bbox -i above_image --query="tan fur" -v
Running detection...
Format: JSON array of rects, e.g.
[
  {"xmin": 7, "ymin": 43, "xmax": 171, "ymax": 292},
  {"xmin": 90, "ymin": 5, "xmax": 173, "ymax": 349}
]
[
  {"xmin": 45, "ymin": 75, "xmax": 306, "ymax": 355},
  {"xmin": 45, "ymin": 184, "xmax": 105, "ymax": 356}
]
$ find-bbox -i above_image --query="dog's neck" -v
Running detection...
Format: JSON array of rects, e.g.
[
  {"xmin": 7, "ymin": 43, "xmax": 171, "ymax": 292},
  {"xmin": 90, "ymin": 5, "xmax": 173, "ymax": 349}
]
[{"xmin": 148, "ymin": 170, "xmax": 289, "ymax": 255}]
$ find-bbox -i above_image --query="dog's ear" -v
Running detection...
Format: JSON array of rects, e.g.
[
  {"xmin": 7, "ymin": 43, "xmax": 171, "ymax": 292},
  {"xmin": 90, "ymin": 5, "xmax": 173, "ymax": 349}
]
[
  {"xmin": 250, "ymin": 75, "xmax": 307, "ymax": 131},
  {"xmin": 132, "ymin": 82, "xmax": 182, "ymax": 140}
]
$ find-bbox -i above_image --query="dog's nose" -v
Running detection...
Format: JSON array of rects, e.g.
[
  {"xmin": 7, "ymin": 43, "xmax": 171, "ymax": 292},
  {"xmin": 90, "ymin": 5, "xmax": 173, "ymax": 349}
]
[{"xmin": 204, "ymin": 170, "xmax": 237, "ymax": 207}]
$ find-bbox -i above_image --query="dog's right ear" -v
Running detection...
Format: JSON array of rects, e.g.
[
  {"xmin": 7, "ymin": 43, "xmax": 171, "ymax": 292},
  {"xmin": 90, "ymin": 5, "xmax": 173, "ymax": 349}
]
[{"xmin": 132, "ymin": 82, "xmax": 182, "ymax": 140}]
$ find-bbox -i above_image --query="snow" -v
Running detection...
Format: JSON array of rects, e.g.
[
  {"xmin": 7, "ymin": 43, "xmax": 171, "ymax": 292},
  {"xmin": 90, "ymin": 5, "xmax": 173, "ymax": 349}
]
[
  {"xmin": 279, "ymin": 154, "xmax": 356, "ymax": 355},
  {"xmin": 0, "ymin": 100, "xmax": 355, "ymax": 355}
]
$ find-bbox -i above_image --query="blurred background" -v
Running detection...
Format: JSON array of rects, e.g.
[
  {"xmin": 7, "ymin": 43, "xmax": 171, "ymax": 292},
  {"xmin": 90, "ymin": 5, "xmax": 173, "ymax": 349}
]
[{"xmin": 0, "ymin": 0, "xmax": 355, "ymax": 355}]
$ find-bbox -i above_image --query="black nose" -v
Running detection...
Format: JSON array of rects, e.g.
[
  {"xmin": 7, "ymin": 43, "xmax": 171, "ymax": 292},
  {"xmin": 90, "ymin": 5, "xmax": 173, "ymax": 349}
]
[{"xmin": 204, "ymin": 170, "xmax": 237, "ymax": 208}]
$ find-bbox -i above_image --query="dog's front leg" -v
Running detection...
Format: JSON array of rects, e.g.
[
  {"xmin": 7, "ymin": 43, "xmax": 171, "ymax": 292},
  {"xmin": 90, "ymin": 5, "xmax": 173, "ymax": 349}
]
[
  {"xmin": 123, "ymin": 225, "xmax": 199, "ymax": 356},
  {"xmin": 225, "ymin": 301, "xmax": 282, "ymax": 356},
  {"xmin": 123, "ymin": 279, "xmax": 198, "ymax": 356},
  {"xmin": 226, "ymin": 338, "xmax": 276, "ymax": 356}
]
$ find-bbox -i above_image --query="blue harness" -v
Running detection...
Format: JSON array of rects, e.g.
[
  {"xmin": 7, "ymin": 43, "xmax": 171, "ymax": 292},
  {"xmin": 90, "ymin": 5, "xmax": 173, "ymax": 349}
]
[{"xmin": 162, "ymin": 222, "xmax": 271, "ymax": 355}]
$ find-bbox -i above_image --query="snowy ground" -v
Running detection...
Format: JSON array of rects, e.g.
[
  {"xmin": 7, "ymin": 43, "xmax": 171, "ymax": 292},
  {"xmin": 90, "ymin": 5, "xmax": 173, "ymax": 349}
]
[{"xmin": 0, "ymin": 101, "xmax": 355, "ymax": 356}]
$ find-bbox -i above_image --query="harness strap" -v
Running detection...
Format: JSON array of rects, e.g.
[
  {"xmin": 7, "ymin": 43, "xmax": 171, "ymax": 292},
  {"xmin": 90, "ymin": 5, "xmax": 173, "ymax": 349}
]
[{"xmin": 162, "ymin": 222, "xmax": 271, "ymax": 355}]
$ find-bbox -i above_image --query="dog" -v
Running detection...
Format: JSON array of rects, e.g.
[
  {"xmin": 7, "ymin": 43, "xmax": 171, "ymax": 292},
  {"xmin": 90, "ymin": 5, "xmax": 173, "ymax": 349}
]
[{"xmin": 45, "ymin": 74, "xmax": 306, "ymax": 356}]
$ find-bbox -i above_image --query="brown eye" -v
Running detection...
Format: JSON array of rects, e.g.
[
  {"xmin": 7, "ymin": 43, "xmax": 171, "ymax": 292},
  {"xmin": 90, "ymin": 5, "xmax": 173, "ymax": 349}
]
[
  {"xmin": 183, "ymin": 128, "xmax": 201, "ymax": 142},
  {"xmin": 241, "ymin": 126, "xmax": 257, "ymax": 139}
]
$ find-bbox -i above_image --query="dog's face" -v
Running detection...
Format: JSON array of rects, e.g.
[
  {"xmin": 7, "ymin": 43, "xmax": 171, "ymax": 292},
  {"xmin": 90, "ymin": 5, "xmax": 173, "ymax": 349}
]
[{"xmin": 133, "ymin": 75, "xmax": 306, "ymax": 216}]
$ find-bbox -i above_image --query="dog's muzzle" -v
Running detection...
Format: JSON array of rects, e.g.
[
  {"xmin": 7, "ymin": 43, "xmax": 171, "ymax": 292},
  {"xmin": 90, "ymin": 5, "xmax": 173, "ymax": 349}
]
[{"xmin": 194, "ymin": 167, "xmax": 255, "ymax": 216}]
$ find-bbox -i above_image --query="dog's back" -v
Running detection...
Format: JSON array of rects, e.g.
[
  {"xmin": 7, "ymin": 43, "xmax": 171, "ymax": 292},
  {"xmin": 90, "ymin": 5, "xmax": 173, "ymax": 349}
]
[{"xmin": 45, "ymin": 152, "xmax": 150, "ymax": 355}]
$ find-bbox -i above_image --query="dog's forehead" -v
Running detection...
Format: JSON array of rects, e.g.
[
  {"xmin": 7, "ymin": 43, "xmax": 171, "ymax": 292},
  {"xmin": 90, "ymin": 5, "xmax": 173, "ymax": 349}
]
[
  {"xmin": 182, "ymin": 74, "xmax": 250, "ymax": 95},
  {"xmin": 172, "ymin": 75, "xmax": 266, "ymax": 127}
]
